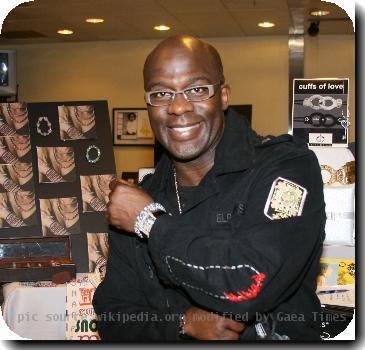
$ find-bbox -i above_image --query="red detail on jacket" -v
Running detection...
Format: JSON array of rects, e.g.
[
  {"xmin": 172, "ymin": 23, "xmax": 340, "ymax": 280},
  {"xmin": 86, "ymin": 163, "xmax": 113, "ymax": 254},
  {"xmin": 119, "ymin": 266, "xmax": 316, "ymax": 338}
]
[{"xmin": 223, "ymin": 273, "xmax": 266, "ymax": 302}]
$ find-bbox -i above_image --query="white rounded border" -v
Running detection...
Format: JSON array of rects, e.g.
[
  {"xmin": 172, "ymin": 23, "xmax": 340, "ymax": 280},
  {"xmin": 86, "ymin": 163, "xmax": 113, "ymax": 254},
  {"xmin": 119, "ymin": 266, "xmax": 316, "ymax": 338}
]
[{"xmin": 0, "ymin": 0, "xmax": 358, "ymax": 344}]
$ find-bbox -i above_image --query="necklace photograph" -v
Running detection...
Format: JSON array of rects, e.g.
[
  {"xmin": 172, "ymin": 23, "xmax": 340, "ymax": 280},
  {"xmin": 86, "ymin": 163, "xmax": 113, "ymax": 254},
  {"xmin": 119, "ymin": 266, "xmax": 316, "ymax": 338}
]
[
  {"xmin": 80, "ymin": 174, "xmax": 115, "ymax": 212},
  {"xmin": 7, "ymin": 135, "xmax": 31, "ymax": 161},
  {"xmin": 58, "ymin": 104, "xmax": 97, "ymax": 140},
  {"xmin": 12, "ymin": 190, "xmax": 36, "ymax": 213},
  {"xmin": 55, "ymin": 197, "xmax": 79, "ymax": 222},
  {"xmin": 0, "ymin": 103, "xmax": 30, "ymax": 135},
  {"xmin": 53, "ymin": 147, "xmax": 75, "ymax": 169},
  {"xmin": 0, "ymin": 191, "xmax": 35, "ymax": 228},
  {"xmin": 37, "ymin": 146, "xmax": 76, "ymax": 183},
  {"xmin": 40, "ymin": 197, "xmax": 80, "ymax": 236},
  {"xmin": 87, "ymin": 232, "xmax": 109, "ymax": 282},
  {"xmin": 0, "ymin": 137, "xmax": 19, "ymax": 164}
]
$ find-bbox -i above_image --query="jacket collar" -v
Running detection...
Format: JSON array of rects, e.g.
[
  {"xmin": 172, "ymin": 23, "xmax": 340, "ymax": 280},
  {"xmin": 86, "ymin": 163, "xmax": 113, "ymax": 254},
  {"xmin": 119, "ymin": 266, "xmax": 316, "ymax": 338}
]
[{"xmin": 213, "ymin": 107, "xmax": 259, "ymax": 176}]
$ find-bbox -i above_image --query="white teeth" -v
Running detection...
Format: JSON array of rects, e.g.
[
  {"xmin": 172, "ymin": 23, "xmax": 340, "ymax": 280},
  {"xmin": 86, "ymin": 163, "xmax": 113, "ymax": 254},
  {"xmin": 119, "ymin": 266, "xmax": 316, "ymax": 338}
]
[{"xmin": 172, "ymin": 124, "xmax": 199, "ymax": 133}]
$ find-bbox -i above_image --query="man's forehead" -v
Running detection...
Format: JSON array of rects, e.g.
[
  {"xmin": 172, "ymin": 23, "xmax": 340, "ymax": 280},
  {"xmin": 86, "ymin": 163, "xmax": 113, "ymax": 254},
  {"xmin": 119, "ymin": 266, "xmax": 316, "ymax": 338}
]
[
  {"xmin": 147, "ymin": 45, "xmax": 211, "ymax": 69},
  {"xmin": 143, "ymin": 35, "xmax": 224, "ymax": 88},
  {"xmin": 145, "ymin": 48, "xmax": 217, "ymax": 81}
]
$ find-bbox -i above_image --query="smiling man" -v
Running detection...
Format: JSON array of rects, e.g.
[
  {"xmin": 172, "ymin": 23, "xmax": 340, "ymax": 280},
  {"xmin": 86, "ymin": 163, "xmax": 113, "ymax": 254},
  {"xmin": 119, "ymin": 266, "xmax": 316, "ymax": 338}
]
[{"xmin": 93, "ymin": 35, "xmax": 326, "ymax": 341}]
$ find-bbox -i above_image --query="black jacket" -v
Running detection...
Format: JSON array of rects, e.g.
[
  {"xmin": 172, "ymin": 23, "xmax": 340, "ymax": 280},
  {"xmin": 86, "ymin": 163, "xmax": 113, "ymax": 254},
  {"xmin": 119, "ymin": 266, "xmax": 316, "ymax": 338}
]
[{"xmin": 93, "ymin": 108, "xmax": 326, "ymax": 341}]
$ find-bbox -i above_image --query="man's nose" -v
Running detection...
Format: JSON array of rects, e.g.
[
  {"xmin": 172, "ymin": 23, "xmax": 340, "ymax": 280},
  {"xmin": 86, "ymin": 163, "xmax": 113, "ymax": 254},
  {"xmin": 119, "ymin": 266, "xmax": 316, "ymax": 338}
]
[{"xmin": 167, "ymin": 93, "xmax": 194, "ymax": 115}]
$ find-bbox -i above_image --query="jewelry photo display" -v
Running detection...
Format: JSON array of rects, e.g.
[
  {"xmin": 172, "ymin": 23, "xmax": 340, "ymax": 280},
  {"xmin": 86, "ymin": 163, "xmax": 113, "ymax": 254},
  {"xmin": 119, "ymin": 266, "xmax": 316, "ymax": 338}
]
[{"xmin": 292, "ymin": 78, "xmax": 350, "ymax": 146}]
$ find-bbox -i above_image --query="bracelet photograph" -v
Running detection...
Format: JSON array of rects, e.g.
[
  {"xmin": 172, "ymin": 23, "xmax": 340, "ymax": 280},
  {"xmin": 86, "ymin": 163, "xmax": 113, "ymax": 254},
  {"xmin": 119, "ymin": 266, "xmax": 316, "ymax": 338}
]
[
  {"xmin": 87, "ymin": 232, "xmax": 109, "ymax": 282},
  {"xmin": 58, "ymin": 104, "xmax": 97, "ymax": 141},
  {"xmin": 0, "ymin": 190, "xmax": 36, "ymax": 228},
  {"xmin": 80, "ymin": 174, "xmax": 116, "ymax": 212},
  {"xmin": 36, "ymin": 146, "xmax": 76, "ymax": 183},
  {"xmin": 39, "ymin": 197, "xmax": 80, "ymax": 236},
  {"xmin": 86, "ymin": 145, "xmax": 101, "ymax": 164},
  {"xmin": 0, "ymin": 102, "xmax": 30, "ymax": 136},
  {"xmin": 36, "ymin": 116, "xmax": 52, "ymax": 137}
]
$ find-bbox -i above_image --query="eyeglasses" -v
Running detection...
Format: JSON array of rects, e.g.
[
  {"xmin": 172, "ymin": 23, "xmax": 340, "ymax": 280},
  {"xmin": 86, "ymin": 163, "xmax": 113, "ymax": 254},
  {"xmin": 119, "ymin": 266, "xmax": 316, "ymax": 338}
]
[{"xmin": 145, "ymin": 83, "xmax": 221, "ymax": 106}]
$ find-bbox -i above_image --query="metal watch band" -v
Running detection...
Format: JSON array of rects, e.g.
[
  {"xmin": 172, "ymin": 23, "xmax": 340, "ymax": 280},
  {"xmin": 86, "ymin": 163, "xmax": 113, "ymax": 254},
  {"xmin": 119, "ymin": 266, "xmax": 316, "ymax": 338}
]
[{"xmin": 134, "ymin": 202, "xmax": 167, "ymax": 239}]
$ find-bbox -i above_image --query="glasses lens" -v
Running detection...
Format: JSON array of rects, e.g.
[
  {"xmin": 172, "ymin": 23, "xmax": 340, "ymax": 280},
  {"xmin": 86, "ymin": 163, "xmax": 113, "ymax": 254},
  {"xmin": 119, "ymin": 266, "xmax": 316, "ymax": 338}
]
[
  {"xmin": 185, "ymin": 86, "xmax": 211, "ymax": 101},
  {"xmin": 149, "ymin": 91, "xmax": 174, "ymax": 106}
]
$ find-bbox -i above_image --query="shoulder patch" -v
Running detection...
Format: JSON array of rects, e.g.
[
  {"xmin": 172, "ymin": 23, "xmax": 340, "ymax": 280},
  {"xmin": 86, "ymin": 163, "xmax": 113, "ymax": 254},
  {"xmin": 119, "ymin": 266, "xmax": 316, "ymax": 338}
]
[{"xmin": 264, "ymin": 177, "xmax": 307, "ymax": 220}]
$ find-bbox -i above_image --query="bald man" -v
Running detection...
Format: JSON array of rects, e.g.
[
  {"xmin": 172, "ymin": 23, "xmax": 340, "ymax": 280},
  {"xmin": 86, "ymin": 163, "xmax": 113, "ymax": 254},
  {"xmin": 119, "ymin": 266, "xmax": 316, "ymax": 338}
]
[{"xmin": 93, "ymin": 35, "xmax": 325, "ymax": 341}]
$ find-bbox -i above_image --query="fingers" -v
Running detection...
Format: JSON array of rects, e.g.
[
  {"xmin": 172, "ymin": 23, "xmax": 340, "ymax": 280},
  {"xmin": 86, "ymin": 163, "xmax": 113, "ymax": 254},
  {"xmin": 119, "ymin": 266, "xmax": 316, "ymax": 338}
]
[
  {"xmin": 109, "ymin": 179, "xmax": 118, "ymax": 191},
  {"xmin": 109, "ymin": 178, "xmax": 136, "ymax": 194},
  {"xmin": 219, "ymin": 329, "xmax": 241, "ymax": 341},
  {"xmin": 224, "ymin": 319, "xmax": 245, "ymax": 333}
]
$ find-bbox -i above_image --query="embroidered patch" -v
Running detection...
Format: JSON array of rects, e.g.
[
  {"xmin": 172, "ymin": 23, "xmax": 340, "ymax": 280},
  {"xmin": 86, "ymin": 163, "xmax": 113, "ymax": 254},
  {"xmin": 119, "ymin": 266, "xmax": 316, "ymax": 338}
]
[{"xmin": 264, "ymin": 177, "xmax": 307, "ymax": 220}]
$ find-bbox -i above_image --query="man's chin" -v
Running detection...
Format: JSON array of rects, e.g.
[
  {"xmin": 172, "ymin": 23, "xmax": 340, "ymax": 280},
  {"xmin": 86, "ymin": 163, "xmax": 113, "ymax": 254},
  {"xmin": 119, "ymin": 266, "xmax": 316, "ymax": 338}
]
[{"xmin": 169, "ymin": 146, "xmax": 203, "ymax": 163}]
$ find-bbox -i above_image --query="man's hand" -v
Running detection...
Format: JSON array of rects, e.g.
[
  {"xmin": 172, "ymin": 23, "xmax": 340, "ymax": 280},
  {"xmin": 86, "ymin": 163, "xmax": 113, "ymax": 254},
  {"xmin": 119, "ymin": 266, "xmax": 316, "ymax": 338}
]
[
  {"xmin": 106, "ymin": 179, "xmax": 154, "ymax": 232},
  {"xmin": 184, "ymin": 307, "xmax": 245, "ymax": 340}
]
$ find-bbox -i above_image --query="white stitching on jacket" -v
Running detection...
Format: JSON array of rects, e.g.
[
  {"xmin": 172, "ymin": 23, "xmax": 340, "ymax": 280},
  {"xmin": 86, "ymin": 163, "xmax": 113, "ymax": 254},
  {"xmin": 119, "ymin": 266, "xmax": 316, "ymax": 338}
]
[{"xmin": 164, "ymin": 255, "xmax": 261, "ymax": 299}]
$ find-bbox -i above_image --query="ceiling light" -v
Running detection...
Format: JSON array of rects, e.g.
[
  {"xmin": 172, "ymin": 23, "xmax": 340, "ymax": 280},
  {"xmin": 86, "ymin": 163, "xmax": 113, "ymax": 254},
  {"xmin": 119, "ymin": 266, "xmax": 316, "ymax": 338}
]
[
  {"xmin": 310, "ymin": 9, "xmax": 330, "ymax": 17},
  {"xmin": 258, "ymin": 21, "xmax": 275, "ymax": 28},
  {"xmin": 85, "ymin": 18, "xmax": 105, "ymax": 24},
  {"xmin": 57, "ymin": 29, "xmax": 74, "ymax": 35},
  {"xmin": 154, "ymin": 25, "xmax": 170, "ymax": 31}
]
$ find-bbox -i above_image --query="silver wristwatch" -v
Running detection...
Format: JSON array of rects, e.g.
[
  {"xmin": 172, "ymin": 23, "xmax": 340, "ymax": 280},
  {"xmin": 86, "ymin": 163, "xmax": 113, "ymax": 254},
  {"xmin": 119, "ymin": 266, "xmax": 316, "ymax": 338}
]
[{"xmin": 134, "ymin": 202, "xmax": 167, "ymax": 238}]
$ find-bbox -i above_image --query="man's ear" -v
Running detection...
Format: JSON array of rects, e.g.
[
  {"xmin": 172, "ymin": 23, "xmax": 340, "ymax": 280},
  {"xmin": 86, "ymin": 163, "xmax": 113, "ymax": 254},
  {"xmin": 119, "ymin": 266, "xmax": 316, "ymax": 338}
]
[{"xmin": 220, "ymin": 84, "xmax": 231, "ymax": 111}]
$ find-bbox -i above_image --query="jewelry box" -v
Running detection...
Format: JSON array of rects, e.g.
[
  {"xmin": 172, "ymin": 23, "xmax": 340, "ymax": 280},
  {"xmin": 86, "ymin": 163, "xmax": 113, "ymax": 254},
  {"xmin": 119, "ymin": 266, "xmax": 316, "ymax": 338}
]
[{"xmin": 0, "ymin": 236, "xmax": 76, "ymax": 284}]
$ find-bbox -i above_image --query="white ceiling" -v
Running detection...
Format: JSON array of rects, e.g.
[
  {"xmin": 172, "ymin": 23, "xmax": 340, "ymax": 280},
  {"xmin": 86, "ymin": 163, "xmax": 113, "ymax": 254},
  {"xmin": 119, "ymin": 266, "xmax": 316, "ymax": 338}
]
[{"xmin": 0, "ymin": 0, "xmax": 354, "ymax": 45}]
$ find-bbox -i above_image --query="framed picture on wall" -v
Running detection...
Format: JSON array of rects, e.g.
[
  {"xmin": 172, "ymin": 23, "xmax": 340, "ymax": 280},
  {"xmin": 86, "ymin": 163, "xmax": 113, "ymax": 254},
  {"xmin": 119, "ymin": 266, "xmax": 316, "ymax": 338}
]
[{"xmin": 113, "ymin": 108, "xmax": 154, "ymax": 146}]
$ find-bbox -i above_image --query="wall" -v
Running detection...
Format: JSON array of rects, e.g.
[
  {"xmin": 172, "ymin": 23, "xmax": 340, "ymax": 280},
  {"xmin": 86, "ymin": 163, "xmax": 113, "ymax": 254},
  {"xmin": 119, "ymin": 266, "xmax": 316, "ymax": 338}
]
[
  {"xmin": 304, "ymin": 34, "xmax": 355, "ymax": 145},
  {"xmin": 0, "ymin": 34, "xmax": 355, "ymax": 176}
]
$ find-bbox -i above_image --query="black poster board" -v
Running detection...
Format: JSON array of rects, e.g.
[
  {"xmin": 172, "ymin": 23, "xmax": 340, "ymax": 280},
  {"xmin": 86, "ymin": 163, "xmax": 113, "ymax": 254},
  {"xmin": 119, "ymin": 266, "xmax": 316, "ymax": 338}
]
[{"xmin": 0, "ymin": 100, "xmax": 116, "ymax": 273}]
